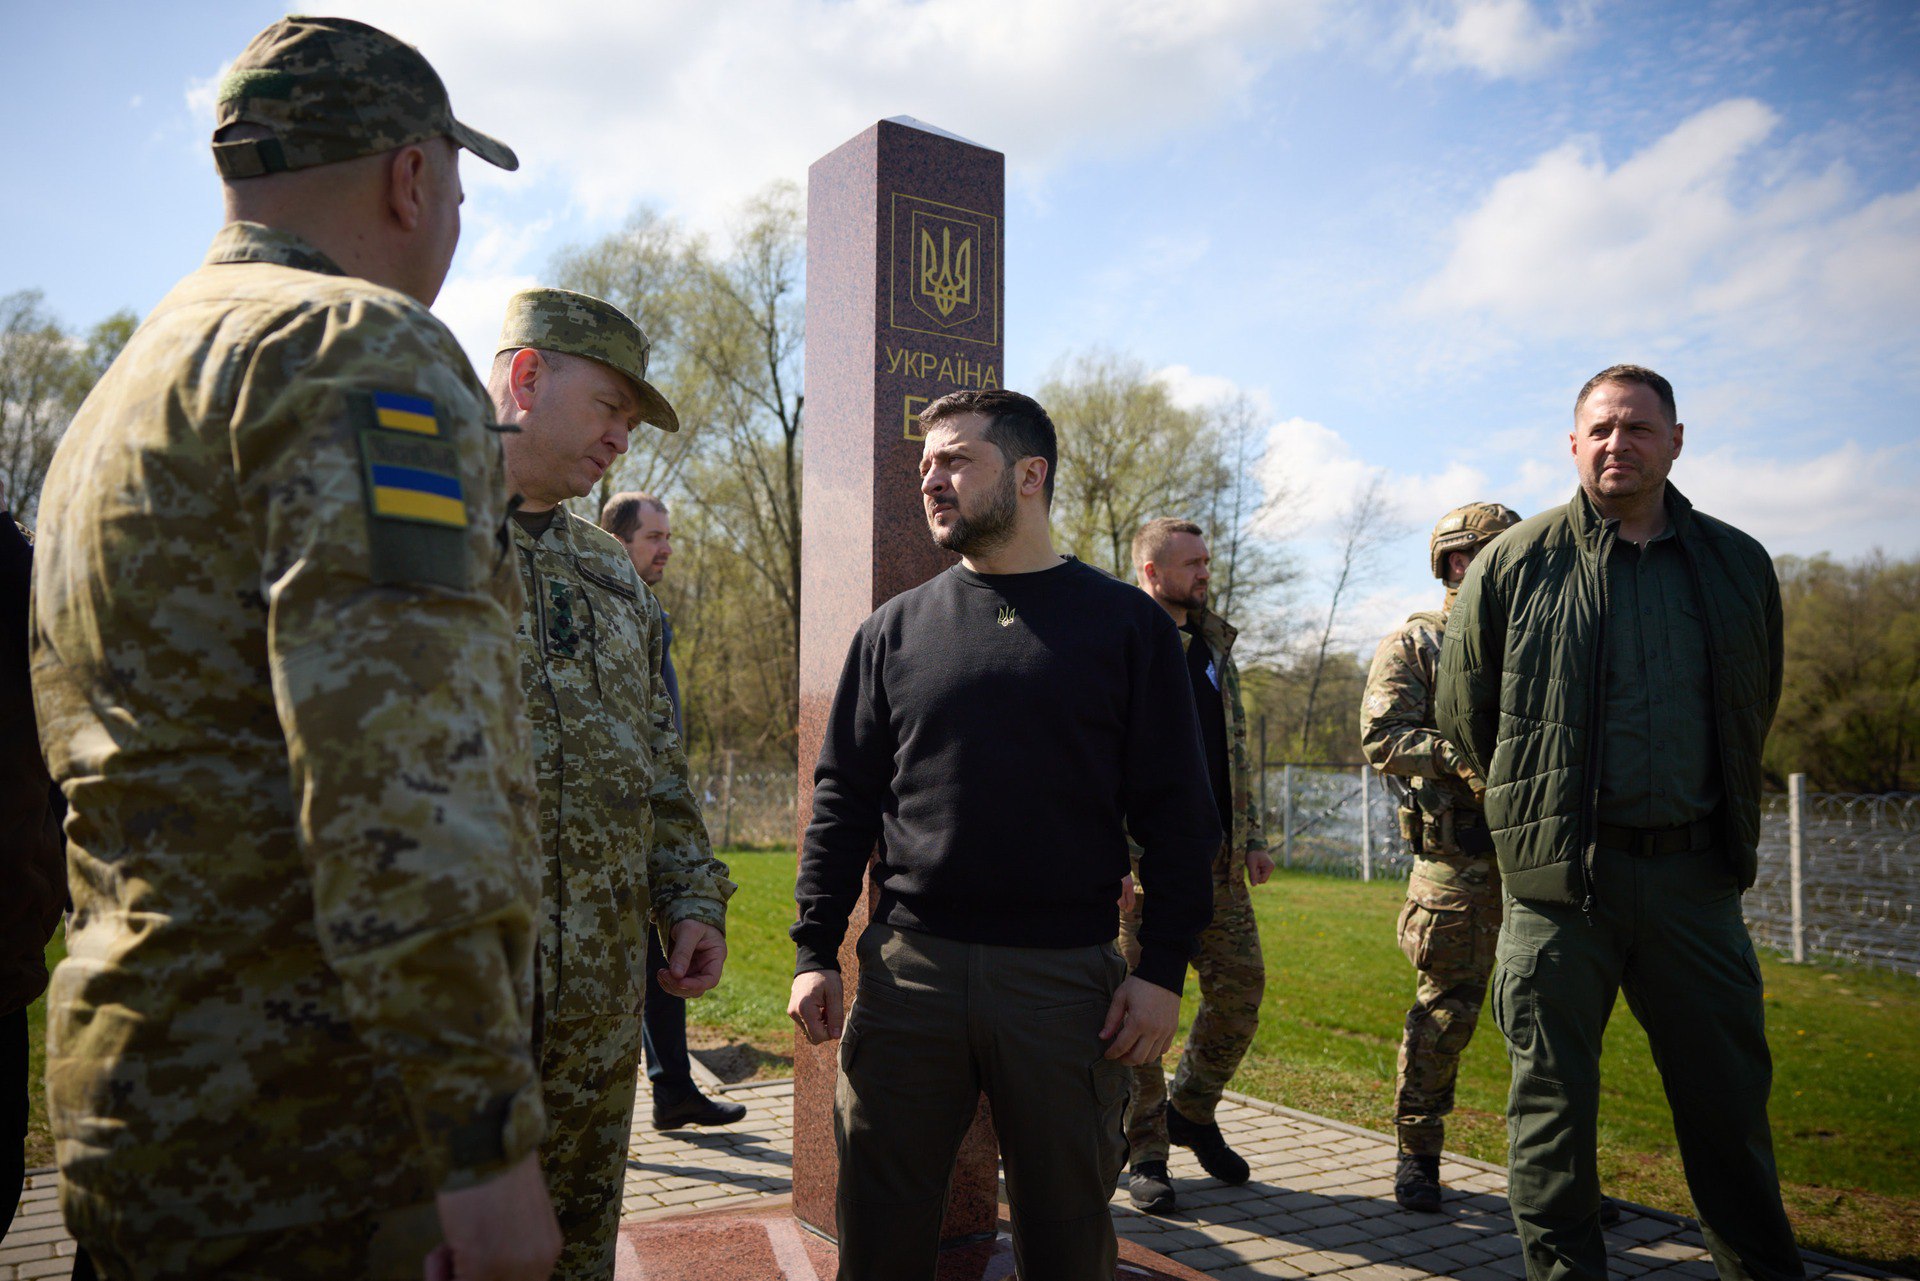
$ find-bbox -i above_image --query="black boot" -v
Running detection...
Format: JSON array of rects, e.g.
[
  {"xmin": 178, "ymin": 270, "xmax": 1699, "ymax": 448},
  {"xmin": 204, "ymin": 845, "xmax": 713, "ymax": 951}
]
[
  {"xmin": 1166, "ymin": 1106, "xmax": 1250, "ymax": 1185},
  {"xmin": 1394, "ymin": 1152, "xmax": 1443, "ymax": 1213},
  {"xmin": 651, "ymin": 1084, "xmax": 747, "ymax": 1131},
  {"xmin": 1600, "ymin": 1195, "xmax": 1623, "ymax": 1227},
  {"xmin": 1128, "ymin": 1160, "xmax": 1177, "ymax": 1214}
]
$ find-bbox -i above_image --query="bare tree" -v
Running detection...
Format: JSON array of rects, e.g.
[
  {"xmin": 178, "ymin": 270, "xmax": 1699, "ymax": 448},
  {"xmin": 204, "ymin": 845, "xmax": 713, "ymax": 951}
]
[
  {"xmin": 1200, "ymin": 392, "xmax": 1295, "ymax": 654},
  {"xmin": 1294, "ymin": 473, "xmax": 1403, "ymax": 755},
  {"xmin": 1042, "ymin": 350, "xmax": 1224, "ymax": 576},
  {"xmin": 550, "ymin": 183, "xmax": 805, "ymax": 767}
]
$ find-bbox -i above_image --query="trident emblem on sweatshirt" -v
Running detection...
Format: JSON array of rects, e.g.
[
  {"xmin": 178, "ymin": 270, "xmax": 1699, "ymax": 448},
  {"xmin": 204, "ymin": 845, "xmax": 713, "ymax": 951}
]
[{"xmin": 997, "ymin": 606, "xmax": 1016, "ymax": 628}]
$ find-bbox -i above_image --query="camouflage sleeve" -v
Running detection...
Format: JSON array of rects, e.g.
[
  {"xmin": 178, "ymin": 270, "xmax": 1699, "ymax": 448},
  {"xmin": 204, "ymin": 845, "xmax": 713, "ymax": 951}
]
[
  {"xmin": 1224, "ymin": 652, "xmax": 1266, "ymax": 852},
  {"xmin": 235, "ymin": 295, "xmax": 544, "ymax": 1193},
  {"xmin": 1360, "ymin": 624, "xmax": 1471, "ymax": 783},
  {"xmin": 634, "ymin": 581, "xmax": 735, "ymax": 936}
]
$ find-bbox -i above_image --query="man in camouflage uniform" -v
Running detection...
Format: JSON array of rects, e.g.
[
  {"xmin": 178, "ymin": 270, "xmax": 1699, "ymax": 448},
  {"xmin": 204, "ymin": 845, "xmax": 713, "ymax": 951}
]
[
  {"xmin": 1120, "ymin": 517, "xmax": 1271, "ymax": 1214},
  {"xmin": 490, "ymin": 287, "xmax": 736, "ymax": 1281},
  {"xmin": 29, "ymin": 17, "xmax": 560, "ymax": 1280},
  {"xmin": 1361, "ymin": 502, "xmax": 1519, "ymax": 1212}
]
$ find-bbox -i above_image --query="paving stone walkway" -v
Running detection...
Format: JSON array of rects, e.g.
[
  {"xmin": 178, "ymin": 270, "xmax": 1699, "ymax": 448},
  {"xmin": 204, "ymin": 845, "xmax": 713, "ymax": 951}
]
[{"xmin": 6, "ymin": 1078, "xmax": 1904, "ymax": 1280}]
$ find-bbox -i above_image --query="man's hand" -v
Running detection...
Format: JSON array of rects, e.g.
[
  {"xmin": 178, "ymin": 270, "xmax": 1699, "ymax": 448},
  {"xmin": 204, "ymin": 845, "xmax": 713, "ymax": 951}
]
[
  {"xmin": 659, "ymin": 920, "xmax": 726, "ymax": 998},
  {"xmin": 1245, "ymin": 848, "xmax": 1275, "ymax": 886},
  {"xmin": 1098, "ymin": 975, "xmax": 1180, "ymax": 1066},
  {"xmin": 426, "ymin": 1152, "xmax": 561, "ymax": 1281},
  {"xmin": 1117, "ymin": 873, "xmax": 1139, "ymax": 913},
  {"xmin": 788, "ymin": 970, "xmax": 844, "ymax": 1044}
]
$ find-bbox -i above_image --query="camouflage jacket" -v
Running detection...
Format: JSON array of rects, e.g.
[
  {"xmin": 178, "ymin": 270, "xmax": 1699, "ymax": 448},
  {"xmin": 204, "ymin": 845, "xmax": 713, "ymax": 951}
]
[
  {"xmin": 1190, "ymin": 610, "xmax": 1267, "ymax": 871},
  {"xmin": 1361, "ymin": 591, "xmax": 1493, "ymax": 884},
  {"xmin": 29, "ymin": 223, "xmax": 546, "ymax": 1235},
  {"xmin": 1180, "ymin": 608, "xmax": 1267, "ymax": 876},
  {"xmin": 510, "ymin": 507, "xmax": 733, "ymax": 1023}
]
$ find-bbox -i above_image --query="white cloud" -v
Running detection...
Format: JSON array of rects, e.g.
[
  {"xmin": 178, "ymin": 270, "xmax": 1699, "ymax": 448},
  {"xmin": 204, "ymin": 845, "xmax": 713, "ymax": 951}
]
[
  {"xmin": 1674, "ymin": 441, "xmax": 1920, "ymax": 559},
  {"xmin": 1407, "ymin": 0, "xmax": 1585, "ymax": 79},
  {"xmin": 1411, "ymin": 98, "xmax": 1920, "ymax": 361},
  {"xmin": 312, "ymin": 0, "xmax": 1327, "ymax": 226},
  {"xmin": 1261, "ymin": 415, "xmax": 1490, "ymax": 537},
  {"xmin": 1158, "ymin": 362, "xmax": 1264, "ymax": 413}
]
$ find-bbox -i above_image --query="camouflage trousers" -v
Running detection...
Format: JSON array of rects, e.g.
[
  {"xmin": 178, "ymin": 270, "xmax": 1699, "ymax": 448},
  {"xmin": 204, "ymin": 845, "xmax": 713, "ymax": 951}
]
[
  {"xmin": 1117, "ymin": 859, "xmax": 1265, "ymax": 1163},
  {"xmin": 1394, "ymin": 855, "xmax": 1501, "ymax": 1157},
  {"xmin": 541, "ymin": 1009, "xmax": 642, "ymax": 1281}
]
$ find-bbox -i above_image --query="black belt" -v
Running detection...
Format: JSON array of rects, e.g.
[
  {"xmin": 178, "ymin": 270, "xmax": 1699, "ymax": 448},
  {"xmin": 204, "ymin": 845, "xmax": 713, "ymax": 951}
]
[{"xmin": 1595, "ymin": 818, "xmax": 1714, "ymax": 858}]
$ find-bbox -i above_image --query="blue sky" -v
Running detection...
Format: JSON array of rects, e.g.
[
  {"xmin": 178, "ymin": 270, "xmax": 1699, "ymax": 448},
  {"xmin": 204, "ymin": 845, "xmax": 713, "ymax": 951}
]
[{"xmin": 7, "ymin": 0, "xmax": 1917, "ymax": 644}]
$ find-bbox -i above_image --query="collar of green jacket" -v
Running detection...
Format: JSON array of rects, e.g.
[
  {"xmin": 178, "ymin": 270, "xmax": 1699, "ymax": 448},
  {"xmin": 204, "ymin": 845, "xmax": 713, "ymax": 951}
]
[
  {"xmin": 205, "ymin": 221, "xmax": 348, "ymax": 277},
  {"xmin": 1566, "ymin": 481, "xmax": 1695, "ymax": 558}
]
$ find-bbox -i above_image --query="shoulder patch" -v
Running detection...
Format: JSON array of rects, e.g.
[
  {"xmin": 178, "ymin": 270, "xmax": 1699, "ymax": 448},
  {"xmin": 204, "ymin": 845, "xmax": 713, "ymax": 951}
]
[
  {"xmin": 357, "ymin": 429, "xmax": 471, "ymax": 591},
  {"xmin": 366, "ymin": 389, "xmax": 441, "ymax": 436},
  {"xmin": 360, "ymin": 430, "xmax": 467, "ymax": 529}
]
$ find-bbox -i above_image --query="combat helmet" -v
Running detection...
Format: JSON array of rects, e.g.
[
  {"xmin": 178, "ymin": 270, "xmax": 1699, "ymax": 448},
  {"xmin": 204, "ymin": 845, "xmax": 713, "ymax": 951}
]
[{"xmin": 1430, "ymin": 502, "xmax": 1521, "ymax": 580}]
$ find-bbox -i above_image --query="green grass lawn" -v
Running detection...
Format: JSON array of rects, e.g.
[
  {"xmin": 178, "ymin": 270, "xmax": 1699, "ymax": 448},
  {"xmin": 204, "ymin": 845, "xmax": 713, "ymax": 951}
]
[
  {"xmin": 23, "ymin": 853, "xmax": 1918, "ymax": 1269},
  {"xmin": 684, "ymin": 851, "xmax": 1920, "ymax": 1272}
]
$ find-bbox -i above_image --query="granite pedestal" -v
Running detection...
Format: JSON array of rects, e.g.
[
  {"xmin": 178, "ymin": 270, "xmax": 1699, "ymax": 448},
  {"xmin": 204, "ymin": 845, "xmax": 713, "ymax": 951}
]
[
  {"xmin": 791, "ymin": 115, "xmax": 1007, "ymax": 1246},
  {"xmin": 616, "ymin": 1199, "xmax": 1211, "ymax": 1281}
]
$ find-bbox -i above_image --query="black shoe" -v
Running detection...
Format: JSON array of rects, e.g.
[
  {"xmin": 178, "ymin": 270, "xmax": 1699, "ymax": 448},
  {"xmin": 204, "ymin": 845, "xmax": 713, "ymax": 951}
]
[
  {"xmin": 1165, "ymin": 1107, "xmax": 1251, "ymax": 1185},
  {"xmin": 1599, "ymin": 1196, "xmax": 1623, "ymax": 1227},
  {"xmin": 1394, "ymin": 1152, "xmax": 1443, "ymax": 1213},
  {"xmin": 1128, "ymin": 1160, "xmax": 1178, "ymax": 1214},
  {"xmin": 651, "ymin": 1086, "xmax": 748, "ymax": 1131}
]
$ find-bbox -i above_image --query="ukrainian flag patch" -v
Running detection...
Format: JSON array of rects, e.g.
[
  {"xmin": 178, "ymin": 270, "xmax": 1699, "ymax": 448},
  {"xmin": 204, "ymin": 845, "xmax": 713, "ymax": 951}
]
[
  {"xmin": 359, "ymin": 430, "xmax": 468, "ymax": 529},
  {"xmin": 370, "ymin": 390, "xmax": 440, "ymax": 436}
]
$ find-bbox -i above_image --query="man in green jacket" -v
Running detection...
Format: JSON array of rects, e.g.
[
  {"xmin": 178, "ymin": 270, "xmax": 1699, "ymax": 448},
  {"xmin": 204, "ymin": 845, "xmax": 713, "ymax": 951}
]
[{"xmin": 1437, "ymin": 365, "xmax": 1801, "ymax": 1281}]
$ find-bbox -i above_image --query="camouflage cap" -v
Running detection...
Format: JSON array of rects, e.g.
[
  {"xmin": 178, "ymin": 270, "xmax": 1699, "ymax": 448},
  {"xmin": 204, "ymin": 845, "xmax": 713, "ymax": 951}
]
[
  {"xmin": 212, "ymin": 16, "xmax": 517, "ymax": 179},
  {"xmin": 497, "ymin": 288, "xmax": 679, "ymax": 433},
  {"xmin": 1430, "ymin": 502, "xmax": 1521, "ymax": 579}
]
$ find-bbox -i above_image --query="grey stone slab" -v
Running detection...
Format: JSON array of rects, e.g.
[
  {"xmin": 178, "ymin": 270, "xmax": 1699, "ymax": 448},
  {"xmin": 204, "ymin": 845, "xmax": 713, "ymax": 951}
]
[
  {"xmin": 1304, "ymin": 1224, "xmax": 1378, "ymax": 1250},
  {"xmin": 1297, "ymin": 1203, "xmax": 1365, "ymax": 1228}
]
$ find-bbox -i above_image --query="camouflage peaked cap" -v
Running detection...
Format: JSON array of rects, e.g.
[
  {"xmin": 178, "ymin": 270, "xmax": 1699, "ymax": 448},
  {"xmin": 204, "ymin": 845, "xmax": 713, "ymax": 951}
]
[
  {"xmin": 497, "ymin": 289, "xmax": 679, "ymax": 433},
  {"xmin": 212, "ymin": 15, "xmax": 517, "ymax": 179},
  {"xmin": 1430, "ymin": 502, "xmax": 1521, "ymax": 579}
]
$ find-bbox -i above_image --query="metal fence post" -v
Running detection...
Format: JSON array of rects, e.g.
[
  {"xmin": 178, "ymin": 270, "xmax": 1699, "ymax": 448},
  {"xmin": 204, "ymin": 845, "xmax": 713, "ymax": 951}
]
[
  {"xmin": 1282, "ymin": 764, "xmax": 1294, "ymax": 869},
  {"xmin": 721, "ymin": 749, "xmax": 736, "ymax": 850},
  {"xmin": 1359, "ymin": 765, "xmax": 1372, "ymax": 882},
  {"xmin": 1788, "ymin": 772, "xmax": 1806, "ymax": 964}
]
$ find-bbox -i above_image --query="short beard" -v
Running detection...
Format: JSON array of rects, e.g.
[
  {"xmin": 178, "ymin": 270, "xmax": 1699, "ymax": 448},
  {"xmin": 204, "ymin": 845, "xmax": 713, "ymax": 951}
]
[{"xmin": 930, "ymin": 468, "xmax": 1019, "ymax": 557}]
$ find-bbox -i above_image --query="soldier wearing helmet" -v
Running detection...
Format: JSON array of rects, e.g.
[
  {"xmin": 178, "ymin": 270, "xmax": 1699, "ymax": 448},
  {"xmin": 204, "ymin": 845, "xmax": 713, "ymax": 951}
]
[{"xmin": 1359, "ymin": 501, "xmax": 1518, "ymax": 1211}]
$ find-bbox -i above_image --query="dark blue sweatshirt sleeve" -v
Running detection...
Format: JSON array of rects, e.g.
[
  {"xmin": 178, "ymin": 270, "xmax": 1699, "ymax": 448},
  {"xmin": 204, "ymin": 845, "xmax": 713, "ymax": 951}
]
[
  {"xmin": 792, "ymin": 624, "xmax": 892, "ymax": 975},
  {"xmin": 1124, "ymin": 609, "xmax": 1221, "ymax": 993}
]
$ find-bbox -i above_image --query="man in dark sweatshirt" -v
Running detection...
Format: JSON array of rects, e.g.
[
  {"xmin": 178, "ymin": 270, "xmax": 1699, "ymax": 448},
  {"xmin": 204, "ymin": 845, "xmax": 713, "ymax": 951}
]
[{"xmin": 788, "ymin": 389, "xmax": 1221, "ymax": 1281}]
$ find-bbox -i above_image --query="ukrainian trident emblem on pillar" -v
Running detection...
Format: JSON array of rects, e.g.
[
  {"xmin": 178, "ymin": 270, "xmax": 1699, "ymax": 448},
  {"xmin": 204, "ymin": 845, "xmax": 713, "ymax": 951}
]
[
  {"xmin": 891, "ymin": 193, "xmax": 997, "ymax": 342},
  {"xmin": 919, "ymin": 225, "xmax": 972, "ymax": 319}
]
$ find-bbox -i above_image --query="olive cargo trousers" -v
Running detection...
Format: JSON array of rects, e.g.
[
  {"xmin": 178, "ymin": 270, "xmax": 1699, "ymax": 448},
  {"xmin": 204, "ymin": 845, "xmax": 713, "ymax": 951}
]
[
  {"xmin": 1492, "ymin": 844, "xmax": 1803, "ymax": 1281},
  {"xmin": 833, "ymin": 923, "xmax": 1132, "ymax": 1281}
]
